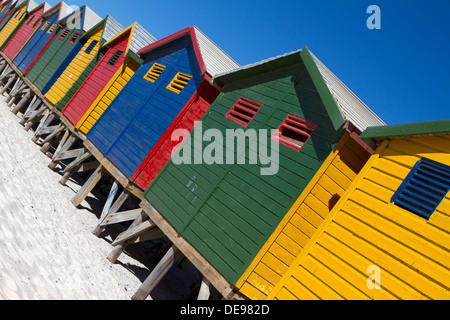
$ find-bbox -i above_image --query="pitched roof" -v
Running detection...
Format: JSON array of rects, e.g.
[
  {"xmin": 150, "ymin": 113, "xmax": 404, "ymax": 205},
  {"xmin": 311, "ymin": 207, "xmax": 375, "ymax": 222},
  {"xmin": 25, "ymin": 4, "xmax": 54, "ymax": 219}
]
[
  {"xmin": 360, "ymin": 119, "xmax": 450, "ymax": 140},
  {"xmin": 103, "ymin": 21, "xmax": 156, "ymax": 55},
  {"xmin": 58, "ymin": 5, "xmax": 102, "ymax": 33},
  {"xmin": 137, "ymin": 26, "xmax": 239, "ymax": 82},
  {"xmin": 28, "ymin": 1, "xmax": 51, "ymax": 15},
  {"xmin": 214, "ymin": 47, "xmax": 385, "ymax": 132},
  {"xmin": 80, "ymin": 14, "xmax": 124, "ymax": 44},
  {"xmin": 42, "ymin": 1, "xmax": 74, "ymax": 23}
]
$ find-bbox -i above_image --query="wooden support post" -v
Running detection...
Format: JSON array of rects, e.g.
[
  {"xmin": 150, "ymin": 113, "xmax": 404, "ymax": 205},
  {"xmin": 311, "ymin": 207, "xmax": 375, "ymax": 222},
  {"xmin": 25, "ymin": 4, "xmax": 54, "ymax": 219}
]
[
  {"xmin": 93, "ymin": 188, "xmax": 130, "ymax": 237},
  {"xmin": 131, "ymin": 245, "xmax": 182, "ymax": 300},
  {"xmin": 59, "ymin": 160, "xmax": 98, "ymax": 186},
  {"xmin": 0, "ymin": 73, "xmax": 17, "ymax": 95},
  {"xmin": 48, "ymin": 132, "xmax": 77, "ymax": 170},
  {"xmin": 32, "ymin": 112, "xmax": 56, "ymax": 143},
  {"xmin": 197, "ymin": 277, "xmax": 211, "ymax": 300},
  {"xmin": 12, "ymin": 90, "xmax": 32, "ymax": 115},
  {"xmin": 58, "ymin": 151, "xmax": 92, "ymax": 185},
  {"xmin": 40, "ymin": 124, "xmax": 65, "ymax": 153},
  {"xmin": 23, "ymin": 103, "xmax": 45, "ymax": 130},
  {"xmin": 20, "ymin": 95, "xmax": 39, "ymax": 124},
  {"xmin": 71, "ymin": 165, "xmax": 104, "ymax": 207}
]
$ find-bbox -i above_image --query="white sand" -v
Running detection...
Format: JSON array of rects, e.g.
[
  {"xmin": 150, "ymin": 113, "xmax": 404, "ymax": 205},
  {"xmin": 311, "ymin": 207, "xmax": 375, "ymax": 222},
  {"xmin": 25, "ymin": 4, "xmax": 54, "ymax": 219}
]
[{"xmin": 0, "ymin": 95, "xmax": 194, "ymax": 300}]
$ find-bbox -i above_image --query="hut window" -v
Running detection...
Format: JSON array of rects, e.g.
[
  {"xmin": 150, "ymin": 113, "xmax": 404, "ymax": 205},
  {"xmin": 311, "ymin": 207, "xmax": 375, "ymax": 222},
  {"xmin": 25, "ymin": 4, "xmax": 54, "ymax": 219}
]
[
  {"xmin": 391, "ymin": 158, "xmax": 450, "ymax": 220},
  {"xmin": 14, "ymin": 10, "xmax": 22, "ymax": 19},
  {"xmin": 68, "ymin": 32, "xmax": 80, "ymax": 44},
  {"xmin": 166, "ymin": 72, "xmax": 192, "ymax": 94},
  {"xmin": 46, "ymin": 23, "xmax": 58, "ymax": 34},
  {"xmin": 85, "ymin": 40, "xmax": 98, "ymax": 54},
  {"xmin": 144, "ymin": 63, "xmax": 166, "ymax": 82},
  {"xmin": 107, "ymin": 50, "xmax": 124, "ymax": 66},
  {"xmin": 225, "ymin": 97, "xmax": 262, "ymax": 127},
  {"xmin": 273, "ymin": 115, "xmax": 318, "ymax": 152},
  {"xmin": 27, "ymin": 15, "xmax": 35, "ymax": 25},
  {"xmin": 33, "ymin": 18, "xmax": 41, "ymax": 28},
  {"xmin": 41, "ymin": 21, "xmax": 50, "ymax": 31},
  {"xmin": 59, "ymin": 29, "xmax": 70, "ymax": 40}
]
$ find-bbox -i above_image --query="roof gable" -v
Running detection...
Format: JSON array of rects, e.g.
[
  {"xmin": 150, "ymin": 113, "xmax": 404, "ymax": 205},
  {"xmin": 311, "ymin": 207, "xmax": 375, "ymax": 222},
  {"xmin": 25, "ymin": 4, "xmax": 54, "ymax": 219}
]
[
  {"xmin": 58, "ymin": 5, "xmax": 102, "ymax": 33},
  {"xmin": 137, "ymin": 26, "xmax": 239, "ymax": 82},
  {"xmin": 42, "ymin": 2, "xmax": 73, "ymax": 23},
  {"xmin": 103, "ymin": 21, "xmax": 156, "ymax": 56},
  {"xmin": 28, "ymin": 1, "xmax": 50, "ymax": 15}
]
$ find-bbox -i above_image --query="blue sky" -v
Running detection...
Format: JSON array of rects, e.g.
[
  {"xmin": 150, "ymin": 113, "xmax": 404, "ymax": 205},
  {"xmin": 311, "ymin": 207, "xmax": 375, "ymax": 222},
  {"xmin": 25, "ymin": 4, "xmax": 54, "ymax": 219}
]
[{"xmin": 53, "ymin": 0, "xmax": 449, "ymax": 126}]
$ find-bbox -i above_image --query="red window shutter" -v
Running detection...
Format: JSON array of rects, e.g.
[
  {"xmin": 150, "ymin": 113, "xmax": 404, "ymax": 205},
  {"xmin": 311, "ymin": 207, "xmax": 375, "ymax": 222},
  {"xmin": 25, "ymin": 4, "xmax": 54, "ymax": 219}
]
[
  {"xmin": 225, "ymin": 97, "xmax": 262, "ymax": 127},
  {"xmin": 273, "ymin": 115, "xmax": 318, "ymax": 151}
]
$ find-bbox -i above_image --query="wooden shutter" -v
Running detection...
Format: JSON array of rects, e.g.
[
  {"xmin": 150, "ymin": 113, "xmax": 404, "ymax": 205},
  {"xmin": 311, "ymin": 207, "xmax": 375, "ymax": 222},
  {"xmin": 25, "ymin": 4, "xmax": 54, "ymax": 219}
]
[
  {"xmin": 107, "ymin": 50, "xmax": 123, "ymax": 66},
  {"xmin": 273, "ymin": 115, "xmax": 318, "ymax": 152},
  {"xmin": 225, "ymin": 97, "xmax": 262, "ymax": 127},
  {"xmin": 392, "ymin": 158, "xmax": 450, "ymax": 219},
  {"xmin": 144, "ymin": 63, "xmax": 166, "ymax": 82},
  {"xmin": 166, "ymin": 72, "xmax": 192, "ymax": 94}
]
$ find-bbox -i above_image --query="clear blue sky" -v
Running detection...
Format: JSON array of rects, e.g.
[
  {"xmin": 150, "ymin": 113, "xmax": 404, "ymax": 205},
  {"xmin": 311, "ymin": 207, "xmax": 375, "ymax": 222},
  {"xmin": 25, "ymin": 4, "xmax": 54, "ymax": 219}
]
[{"xmin": 53, "ymin": 0, "xmax": 449, "ymax": 126}]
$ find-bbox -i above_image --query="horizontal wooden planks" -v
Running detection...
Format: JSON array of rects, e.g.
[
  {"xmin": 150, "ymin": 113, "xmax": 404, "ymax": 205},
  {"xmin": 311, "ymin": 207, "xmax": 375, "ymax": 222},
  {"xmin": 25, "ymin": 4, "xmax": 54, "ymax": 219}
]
[
  {"xmin": 145, "ymin": 62, "xmax": 344, "ymax": 285},
  {"xmin": 45, "ymin": 26, "xmax": 103, "ymax": 105},
  {"xmin": 269, "ymin": 135, "xmax": 450, "ymax": 300},
  {"xmin": 0, "ymin": 9, "xmax": 26, "ymax": 47},
  {"xmin": 77, "ymin": 55, "xmax": 140, "ymax": 134},
  {"xmin": 87, "ymin": 37, "xmax": 204, "ymax": 179},
  {"xmin": 62, "ymin": 31, "xmax": 130, "ymax": 125}
]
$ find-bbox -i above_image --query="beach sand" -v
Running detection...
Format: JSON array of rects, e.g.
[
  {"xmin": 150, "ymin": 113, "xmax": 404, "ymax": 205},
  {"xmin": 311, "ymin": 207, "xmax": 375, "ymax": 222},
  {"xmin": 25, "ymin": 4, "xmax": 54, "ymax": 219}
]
[{"xmin": 0, "ymin": 95, "xmax": 197, "ymax": 300}]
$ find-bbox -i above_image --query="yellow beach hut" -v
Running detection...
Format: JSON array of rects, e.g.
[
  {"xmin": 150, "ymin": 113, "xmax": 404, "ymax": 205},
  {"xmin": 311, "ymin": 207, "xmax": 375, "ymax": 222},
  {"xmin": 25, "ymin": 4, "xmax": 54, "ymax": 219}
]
[{"xmin": 267, "ymin": 119, "xmax": 450, "ymax": 300}]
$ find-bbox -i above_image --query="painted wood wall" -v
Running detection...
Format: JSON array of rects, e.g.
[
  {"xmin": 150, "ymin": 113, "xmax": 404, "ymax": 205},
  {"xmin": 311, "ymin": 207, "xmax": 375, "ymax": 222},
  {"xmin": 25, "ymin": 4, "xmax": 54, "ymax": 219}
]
[
  {"xmin": 235, "ymin": 132, "xmax": 371, "ymax": 299},
  {"xmin": 144, "ymin": 60, "xmax": 344, "ymax": 285},
  {"xmin": 268, "ymin": 135, "xmax": 450, "ymax": 300},
  {"xmin": 0, "ymin": 6, "xmax": 27, "ymax": 47},
  {"xmin": 86, "ymin": 35, "xmax": 204, "ymax": 179},
  {"xmin": 0, "ymin": 1, "xmax": 13, "ymax": 23},
  {"xmin": 76, "ymin": 54, "xmax": 141, "ymax": 134},
  {"xmin": 13, "ymin": 9, "xmax": 60, "ymax": 73},
  {"xmin": 26, "ymin": 27, "xmax": 81, "ymax": 90},
  {"xmin": 2, "ymin": 5, "xmax": 45, "ymax": 60},
  {"xmin": 45, "ymin": 24, "xmax": 104, "ymax": 105},
  {"xmin": 62, "ymin": 30, "xmax": 130, "ymax": 125},
  {"xmin": 130, "ymin": 80, "xmax": 219, "ymax": 191},
  {"xmin": 54, "ymin": 47, "xmax": 106, "ymax": 111}
]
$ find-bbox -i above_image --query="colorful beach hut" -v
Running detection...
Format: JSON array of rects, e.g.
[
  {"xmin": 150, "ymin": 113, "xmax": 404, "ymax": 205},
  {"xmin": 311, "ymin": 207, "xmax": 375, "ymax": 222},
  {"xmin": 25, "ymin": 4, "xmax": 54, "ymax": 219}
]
[
  {"xmin": 267, "ymin": 119, "xmax": 450, "ymax": 300},
  {"xmin": 138, "ymin": 47, "xmax": 385, "ymax": 299},
  {"xmin": 25, "ymin": 6, "xmax": 102, "ymax": 91},
  {"xmin": 83, "ymin": 26, "xmax": 239, "ymax": 189},
  {"xmin": 44, "ymin": 15, "xmax": 124, "ymax": 107},
  {"xmin": 0, "ymin": 0, "xmax": 39, "ymax": 49},
  {"xmin": 61, "ymin": 22, "xmax": 156, "ymax": 125},
  {"xmin": 2, "ymin": 1, "xmax": 50, "ymax": 60},
  {"xmin": 12, "ymin": 1, "xmax": 73, "ymax": 73},
  {"xmin": 0, "ymin": 0, "xmax": 15, "ymax": 24}
]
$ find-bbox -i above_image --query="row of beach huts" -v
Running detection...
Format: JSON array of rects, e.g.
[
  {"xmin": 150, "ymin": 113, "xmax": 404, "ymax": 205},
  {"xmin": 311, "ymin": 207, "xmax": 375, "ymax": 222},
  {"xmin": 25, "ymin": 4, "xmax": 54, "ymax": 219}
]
[{"xmin": 0, "ymin": 0, "xmax": 448, "ymax": 300}]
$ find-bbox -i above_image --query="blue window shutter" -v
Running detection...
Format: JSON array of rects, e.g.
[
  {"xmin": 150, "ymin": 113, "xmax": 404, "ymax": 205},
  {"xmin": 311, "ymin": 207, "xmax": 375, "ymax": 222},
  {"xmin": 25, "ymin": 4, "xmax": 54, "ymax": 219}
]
[{"xmin": 392, "ymin": 158, "xmax": 450, "ymax": 219}]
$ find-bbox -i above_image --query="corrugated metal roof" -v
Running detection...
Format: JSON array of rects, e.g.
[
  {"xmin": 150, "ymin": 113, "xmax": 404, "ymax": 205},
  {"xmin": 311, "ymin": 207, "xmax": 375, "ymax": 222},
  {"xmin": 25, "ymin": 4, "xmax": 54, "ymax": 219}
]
[
  {"xmin": 102, "ymin": 15, "xmax": 124, "ymax": 43},
  {"xmin": 310, "ymin": 51, "xmax": 386, "ymax": 132},
  {"xmin": 29, "ymin": 2, "xmax": 51, "ymax": 14},
  {"xmin": 193, "ymin": 26, "xmax": 240, "ymax": 78},
  {"xmin": 26, "ymin": 0, "xmax": 39, "ymax": 12},
  {"xmin": 12, "ymin": 0, "xmax": 27, "ymax": 9},
  {"xmin": 81, "ymin": 6, "xmax": 102, "ymax": 33},
  {"xmin": 128, "ymin": 22, "xmax": 157, "ymax": 54},
  {"xmin": 57, "ymin": 2, "xmax": 74, "ymax": 22}
]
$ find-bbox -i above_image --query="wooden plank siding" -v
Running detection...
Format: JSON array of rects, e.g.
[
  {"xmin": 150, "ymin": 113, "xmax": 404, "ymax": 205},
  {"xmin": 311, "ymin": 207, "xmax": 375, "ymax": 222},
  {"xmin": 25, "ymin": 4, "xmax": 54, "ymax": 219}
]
[
  {"xmin": 55, "ymin": 48, "xmax": 105, "ymax": 111},
  {"xmin": 76, "ymin": 55, "xmax": 141, "ymax": 134},
  {"xmin": 12, "ymin": 8, "xmax": 60, "ymax": 73},
  {"xmin": 0, "ymin": 5, "xmax": 27, "ymax": 47},
  {"xmin": 61, "ymin": 30, "xmax": 130, "ymax": 125},
  {"xmin": 130, "ymin": 80, "xmax": 219, "ymax": 190},
  {"xmin": 2, "ymin": 4, "xmax": 45, "ymax": 60},
  {"xmin": 25, "ymin": 27, "xmax": 81, "ymax": 91},
  {"xmin": 0, "ymin": 1, "xmax": 13, "ymax": 23},
  {"xmin": 44, "ymin": 22, "xmax": 104, "ymax": 104},
  {"xmin": 86, "ymin": 35, "xmax": 206, "ymax": 180},
  {"xmin": 268, "ymin": 135, "xmax": 450, "ymax": 300},
  {"xmin": 144, "ymin": 59, "xmax": 345, "ymax": 285},
  {"xmin": 235, "ymin": 132, "xmax": 371, "ymax": 299}
]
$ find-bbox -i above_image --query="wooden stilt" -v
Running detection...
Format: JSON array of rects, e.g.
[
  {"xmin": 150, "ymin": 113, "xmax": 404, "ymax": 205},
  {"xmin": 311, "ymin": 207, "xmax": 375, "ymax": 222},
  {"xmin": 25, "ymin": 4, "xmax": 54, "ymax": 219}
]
[
  {"xmin": 93, "ymin": 188, "xmax": 130, "ymax": 237},
  {"xmin": 48, "ymin": 133, "xmax": 77, "ymax": 170},
  {"xmin": 131, "ymin": 245, "xmax": 182, "ymax": 300},
  {"xmin": 59, "ymin": 160, "xmax": 99, "ymax": 186},
  {"xmin": 197, "ymin": 277, "xmax": 211, "ymax": 300},
  {"xmin": 71, "ymin": 165, "xmax": 104, "ymax": 207},
  {"xmin": 40, "ymin": 124, "xmax": 65, "ymax": 153},
  {"xmin": 0, "ymin": 73, "xmax": 17, "ymax": 95}
]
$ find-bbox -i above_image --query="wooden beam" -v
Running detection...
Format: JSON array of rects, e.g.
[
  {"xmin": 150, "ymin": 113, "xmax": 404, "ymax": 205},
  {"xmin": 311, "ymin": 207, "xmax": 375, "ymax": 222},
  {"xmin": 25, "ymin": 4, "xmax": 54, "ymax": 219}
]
[
  {"xmin": 131, "ymin": 245, "xmax": 182, "ymax": 300},
  {"xmin": 140, "ymin": 199, "xmax": 242, "ymax": 300},
  {"xmin": 111, "ymin": 219, "xmax": 157, "ymax": 246},
  {"xmin": 93, "ymin": 189, "xmax": 131, "ymax": 237},
  {"xmin": 99, "ymin": 208, "xmax": 142, "ymax": 227},
  {"xmin": 71, "ymin": 165, "xmax": 104, "ymax": 207}
]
